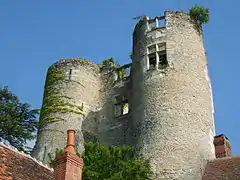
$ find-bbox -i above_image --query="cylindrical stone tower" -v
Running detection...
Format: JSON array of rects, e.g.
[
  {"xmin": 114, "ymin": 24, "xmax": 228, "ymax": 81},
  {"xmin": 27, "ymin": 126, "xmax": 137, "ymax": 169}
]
[
  {"xmin": 131, "ymin": 11, "xmax": 215, "ymax": 179},
  {"xmin": 32, "ymin": 58, "xmax": 102, "ymax": 164}
]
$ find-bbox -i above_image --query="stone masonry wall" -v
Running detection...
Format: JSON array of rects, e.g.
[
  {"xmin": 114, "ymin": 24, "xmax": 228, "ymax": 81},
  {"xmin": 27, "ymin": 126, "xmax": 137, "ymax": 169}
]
[
  {"xmin": 131, "ymin": 12, "xmax": 215, "ymax": 179},
  {"xmin": 32, "ymin": 58, "xmax": 132, "ymax": 164},
  {"xmin": 89, "ymin": 67, "xmax": 132, "ymax": 146},
  {"xmin": 32, "ymin": 58, "xmax": 103, "ymax": 164},
  {"xmin": 100, "ymin": 77, "xmax": 132, "ymax": 146}
]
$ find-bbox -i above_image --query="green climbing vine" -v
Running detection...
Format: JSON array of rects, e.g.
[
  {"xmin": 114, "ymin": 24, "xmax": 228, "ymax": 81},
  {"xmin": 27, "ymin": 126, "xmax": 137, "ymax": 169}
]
[{"xmin": 39, "ymin": 66, "xmax": 84, "ymax": 127}]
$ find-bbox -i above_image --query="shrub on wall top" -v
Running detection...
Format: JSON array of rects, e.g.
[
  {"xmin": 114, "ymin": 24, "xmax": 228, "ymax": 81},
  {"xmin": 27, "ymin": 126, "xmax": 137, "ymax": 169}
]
[{"xmin": 189, "ymin": 5, "xmax": 209, "ymax": 25}]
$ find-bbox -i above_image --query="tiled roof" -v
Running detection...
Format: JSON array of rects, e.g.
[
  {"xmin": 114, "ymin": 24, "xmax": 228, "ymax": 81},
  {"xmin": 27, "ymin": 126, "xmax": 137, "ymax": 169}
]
[
  {"xmin": 202, "ymin": 156, "xmax": 240, "ymax": 180},
  {"xmin": 0, "ymin": 143, "xmax": 53, "ymax": 180}
]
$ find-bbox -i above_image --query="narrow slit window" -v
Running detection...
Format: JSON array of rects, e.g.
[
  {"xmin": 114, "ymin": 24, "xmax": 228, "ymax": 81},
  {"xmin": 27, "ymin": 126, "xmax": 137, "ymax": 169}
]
[
  {"xmin": 122, "ymin": 103, "xmax": 129, "ymax": 115},
  {"xmin": 69, "ymin": 69, "xmax": 72, "ymax": 80}
]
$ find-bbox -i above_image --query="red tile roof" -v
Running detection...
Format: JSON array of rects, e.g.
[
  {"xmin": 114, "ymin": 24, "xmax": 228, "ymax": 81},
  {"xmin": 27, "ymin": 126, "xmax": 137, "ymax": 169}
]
[
  {"xmin": 0, "ymin": 143, "xmax": 53, "ymax": 180},
  {"xmin": 202, "ymin": 156, "xmax": 240, "ymax": 180}
]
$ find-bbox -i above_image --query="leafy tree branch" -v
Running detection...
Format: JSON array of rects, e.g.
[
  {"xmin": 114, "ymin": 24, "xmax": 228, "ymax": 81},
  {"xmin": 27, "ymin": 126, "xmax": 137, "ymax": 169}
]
[{"xmin": 0, "ymin": 87, "xmax": 39, "ymax": 153}]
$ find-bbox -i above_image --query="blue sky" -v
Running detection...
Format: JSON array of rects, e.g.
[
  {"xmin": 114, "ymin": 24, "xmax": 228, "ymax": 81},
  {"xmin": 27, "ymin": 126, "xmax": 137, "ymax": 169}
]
[{"xmin": 0, "ymin": 0, "xmax": 239, "ymax": 155}]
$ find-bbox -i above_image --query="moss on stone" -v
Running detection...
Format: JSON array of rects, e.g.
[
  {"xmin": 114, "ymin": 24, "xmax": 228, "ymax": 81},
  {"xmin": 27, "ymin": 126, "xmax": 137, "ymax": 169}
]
[
  {"xmin": 40, "ymin": 117, "xmax": 66, "ymax": 124},
  {"xmin": 39, "ymin": 66, "xmax": 84, "ymax": 127}
]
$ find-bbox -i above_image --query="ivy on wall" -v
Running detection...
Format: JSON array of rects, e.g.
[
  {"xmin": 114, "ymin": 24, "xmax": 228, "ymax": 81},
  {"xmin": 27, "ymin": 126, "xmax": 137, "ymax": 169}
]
[{"xmin": 39, "ymin": 66, "xmax": 84, "ymax": 127}]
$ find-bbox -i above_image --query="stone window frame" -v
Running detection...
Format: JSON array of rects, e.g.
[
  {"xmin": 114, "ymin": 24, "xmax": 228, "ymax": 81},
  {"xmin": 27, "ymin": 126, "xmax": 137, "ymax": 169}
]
[
  {"xmin": 146, "ymin": 42, "xmax": 167, "ymax": 70},
  {"xmin": 114, "ymin": 95, "xmax": 129, "ymax": 117}
]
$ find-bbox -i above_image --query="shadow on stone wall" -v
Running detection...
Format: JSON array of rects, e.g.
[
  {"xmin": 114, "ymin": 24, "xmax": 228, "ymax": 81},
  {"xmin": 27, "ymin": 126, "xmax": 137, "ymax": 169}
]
[{"xmin": 82, "ymin": 100, "xmax": 132, "ymax": 147}]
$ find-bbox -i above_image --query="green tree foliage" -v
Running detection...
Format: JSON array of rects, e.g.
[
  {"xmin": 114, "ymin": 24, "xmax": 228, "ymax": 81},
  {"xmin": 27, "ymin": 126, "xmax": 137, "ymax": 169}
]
[
  {"xmin": 0, "ymin": 87, "xmax": 39, "ymax": 152},
  {"xmin": 189, "ymin": 5, "xmax": 209, "ymax": 25},
  {"xmin": 82, "ymin": 142, "xmax": 152, "ymax": 180},
  {"xmin": 102, "ymin": 57, "xmax": 115, "ymax": 67},
  {"xmin": 101, "ymin": 58, "xmax": 131, "ymax": 81}
]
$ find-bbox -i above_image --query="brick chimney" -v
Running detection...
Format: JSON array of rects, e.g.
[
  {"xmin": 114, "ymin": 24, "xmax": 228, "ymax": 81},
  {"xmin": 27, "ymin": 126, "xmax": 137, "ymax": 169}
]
[
  {"xmin": 214, "ymin": 134, "xmax": 232, "ymax": 158},
  {"xmin": 53, "ymin": 129, "xmax": 83, "ymax": 180}
]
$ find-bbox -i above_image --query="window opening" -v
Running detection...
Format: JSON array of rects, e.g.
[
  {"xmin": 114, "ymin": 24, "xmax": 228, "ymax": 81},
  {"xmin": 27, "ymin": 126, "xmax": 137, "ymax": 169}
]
[
  {"xmin": 158, "ymin": 51, "xmax": 167, "ymax": 69},
  {"xmin": 114, "ymin": 95, "xmax": 129, "ymax": 117},
  {"xmin": 158, "ymin": 18, "xmax": 166, "ymax": 28},
  {"xmin": 147, "ymin": 43, "xmax": 167, "ymax": 71},
  {"xmin": 148, "ymin": 17, "xmax": 166, "ymax": 30},
  {"xmin": 148, "ymin": 53, "xmax": 157, "ymax": 70},
  {"xmin": 69, "ymin": 69, "xmax": 72, "ymax": 80},
  {"xmin": 122, "ymin": 103, "xmax": 129, "ymax": 115}
]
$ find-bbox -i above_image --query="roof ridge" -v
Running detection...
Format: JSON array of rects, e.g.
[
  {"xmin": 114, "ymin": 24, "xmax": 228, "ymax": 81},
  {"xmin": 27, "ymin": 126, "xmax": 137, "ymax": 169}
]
[{"xmin": 208, "ymin": 156, "xmax": 240, "ymax": 162}]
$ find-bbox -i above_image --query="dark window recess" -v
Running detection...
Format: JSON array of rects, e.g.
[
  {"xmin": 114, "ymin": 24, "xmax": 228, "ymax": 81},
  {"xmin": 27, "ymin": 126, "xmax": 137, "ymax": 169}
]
[
  {"xmin": 69, "ymin": 69, "xmax": 72, "ymax": 80},
  {"xmin": 158, "ymin": 51, "xmax": 168, "ymax": 69},
  {"xmin": 149, "ymin": 53, "xmax": 156, "ymax": 69}
]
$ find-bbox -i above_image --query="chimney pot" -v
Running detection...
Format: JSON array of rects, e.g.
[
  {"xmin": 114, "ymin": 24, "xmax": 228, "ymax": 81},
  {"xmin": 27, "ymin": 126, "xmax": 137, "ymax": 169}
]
[
  {"xmin": 64, "ymin": 129, "xmax": 76, "ymax": 154},
  {"xmin": 53, "ymin": 129, "xmax": 83, "ymax": 180}
]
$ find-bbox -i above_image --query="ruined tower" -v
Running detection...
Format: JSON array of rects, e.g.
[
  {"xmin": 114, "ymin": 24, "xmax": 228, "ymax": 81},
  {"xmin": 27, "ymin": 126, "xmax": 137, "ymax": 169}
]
[
  {"xmin": 131, "ymin": 11, "xmax": 215, "ymax": 179},
  {"xmin": 31, "ymin": 59, "xmax": 105, "ymax": 163},
  {"xmin": 32, "ymin": 10, "xmax": 216, "ymax": 179}
]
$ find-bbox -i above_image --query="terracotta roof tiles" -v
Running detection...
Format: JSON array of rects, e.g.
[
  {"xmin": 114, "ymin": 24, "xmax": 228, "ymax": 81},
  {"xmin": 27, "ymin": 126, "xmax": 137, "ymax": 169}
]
[
  {"xmin": 202, "ymin": 156, "xmax": 240, "ymax": 180},
  {"xmin": 0, "ymin": 143, "xmax": 53, "ymax": 180}
]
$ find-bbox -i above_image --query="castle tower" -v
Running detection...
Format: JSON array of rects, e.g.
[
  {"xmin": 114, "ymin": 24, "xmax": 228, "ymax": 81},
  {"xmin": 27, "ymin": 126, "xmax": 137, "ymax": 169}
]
[
  {"xmin": 131, "ymin": 11, "xmax": 216, "ymax": 179},
  {"xmin": 32, "ymin": 58, "xmax": 103, "ymax": 164}
]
